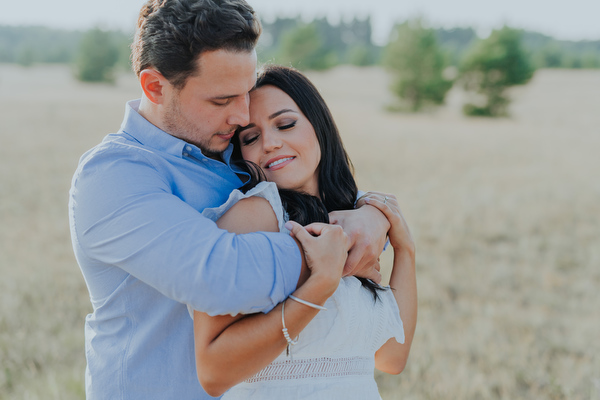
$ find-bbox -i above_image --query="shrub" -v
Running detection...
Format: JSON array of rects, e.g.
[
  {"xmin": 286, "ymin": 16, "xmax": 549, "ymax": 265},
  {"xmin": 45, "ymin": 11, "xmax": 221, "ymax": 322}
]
[
  {"xmin": 460, "ymin": 27, "xmax": 535, "ymax": 117},
  {"xmin": 75, "ymin": 28, "xmax": 119, "ymax": 83},
  {"xmin": 383, "ymin": 19, "xmax": 453, "ymax": 112}
]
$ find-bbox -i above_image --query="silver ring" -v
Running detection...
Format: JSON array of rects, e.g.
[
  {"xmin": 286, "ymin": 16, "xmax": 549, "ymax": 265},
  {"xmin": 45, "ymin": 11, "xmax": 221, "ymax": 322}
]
[{"xmin": 383, "ymin": 196, "xmax": 388, "ymax": 205}]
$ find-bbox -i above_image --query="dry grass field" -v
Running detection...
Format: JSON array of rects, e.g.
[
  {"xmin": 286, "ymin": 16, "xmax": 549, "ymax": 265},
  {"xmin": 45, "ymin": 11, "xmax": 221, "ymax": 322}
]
[{"xmin": 1, "ymin": 63, "xmax": 599, "ymax": 399}]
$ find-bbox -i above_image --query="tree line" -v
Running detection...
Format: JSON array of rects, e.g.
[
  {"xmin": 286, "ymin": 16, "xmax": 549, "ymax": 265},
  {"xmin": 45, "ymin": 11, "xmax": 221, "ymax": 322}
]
[
  {"xmin": 0, "ymin": 25, "xmax": 132, "ymax": 68},
  {"xmin": 2, "ymin": 19, "xmax": 598, "ymax": 70},
  {"xmin": 1, "ymin": 17, "xmax": 597, "ymax": 116}
]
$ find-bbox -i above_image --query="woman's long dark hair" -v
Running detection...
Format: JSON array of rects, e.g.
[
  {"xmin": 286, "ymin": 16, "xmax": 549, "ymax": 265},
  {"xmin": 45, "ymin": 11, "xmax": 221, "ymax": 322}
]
[{"xmin": 233, "ymin": 65, "xmax": 385, "ymax": 300}]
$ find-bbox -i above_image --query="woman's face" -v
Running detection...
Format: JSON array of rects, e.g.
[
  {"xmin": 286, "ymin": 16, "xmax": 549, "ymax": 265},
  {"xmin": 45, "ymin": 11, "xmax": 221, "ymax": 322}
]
[{"xmin": 238, "ymin": 85, "xmax": 321, "ymax": 197}]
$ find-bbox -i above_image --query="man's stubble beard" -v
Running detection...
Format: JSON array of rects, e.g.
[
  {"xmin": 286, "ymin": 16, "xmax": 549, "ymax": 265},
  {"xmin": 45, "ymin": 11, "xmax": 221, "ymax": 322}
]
[{"xmin": 163, "ymin": 95, "xmax": 227, "ymax": 160}]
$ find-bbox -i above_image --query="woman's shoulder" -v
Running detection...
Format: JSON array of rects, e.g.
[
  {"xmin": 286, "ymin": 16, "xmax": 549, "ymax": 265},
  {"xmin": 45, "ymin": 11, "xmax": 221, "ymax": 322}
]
[
  {"xmin": 245, "ymin": 181, "xmax": 279, "ymax": 197},
  {"xmin": 203, "ymin": 181, "xmax": 288, "ymax": 233},
  {"xmin": 217, "ymin": 195, "xmax": 279, "ymax": 234}
]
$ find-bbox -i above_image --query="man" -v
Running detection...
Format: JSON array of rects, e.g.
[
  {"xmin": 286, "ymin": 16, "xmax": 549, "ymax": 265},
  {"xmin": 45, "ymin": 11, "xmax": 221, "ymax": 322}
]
[{"xmin": 68, "ymin": 0, "xmax": 389, "ymax": 398}]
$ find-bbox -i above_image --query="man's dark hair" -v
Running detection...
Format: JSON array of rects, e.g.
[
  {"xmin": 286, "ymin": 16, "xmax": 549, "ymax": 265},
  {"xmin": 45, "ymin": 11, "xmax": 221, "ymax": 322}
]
[
  {"xmin": 233, "ymin": 65, "xmax": 386, "ymax": 300},
  {"xmin": 131, "ymin": 0, "xmax": 262, "ymax": 89}
]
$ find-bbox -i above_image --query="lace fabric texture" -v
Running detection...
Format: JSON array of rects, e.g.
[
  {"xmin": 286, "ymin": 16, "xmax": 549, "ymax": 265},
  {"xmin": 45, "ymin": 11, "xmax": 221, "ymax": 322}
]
[{"xmin": 245, "ymin": 356, "xmax": 373, "ymax": 383}]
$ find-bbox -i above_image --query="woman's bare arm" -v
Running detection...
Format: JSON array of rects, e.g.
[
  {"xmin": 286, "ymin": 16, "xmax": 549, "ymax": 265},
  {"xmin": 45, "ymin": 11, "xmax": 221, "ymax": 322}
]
[
  {"xmin": 358, "ymin": 193, "xmax": 418, "ymax": 375},
  {"xmin": 193, "ymin": 196, "xmax": 348, "ymax": 396},
  {"xmin": 374, "ymin": 248, "xmax": 417, "ymax": 374}
]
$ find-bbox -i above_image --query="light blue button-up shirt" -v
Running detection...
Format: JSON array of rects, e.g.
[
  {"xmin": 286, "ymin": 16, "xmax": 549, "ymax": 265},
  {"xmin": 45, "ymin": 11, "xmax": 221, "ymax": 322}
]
[{"xmin": 68, "ymin": 100, "xmax": 302, "ymax": 399}]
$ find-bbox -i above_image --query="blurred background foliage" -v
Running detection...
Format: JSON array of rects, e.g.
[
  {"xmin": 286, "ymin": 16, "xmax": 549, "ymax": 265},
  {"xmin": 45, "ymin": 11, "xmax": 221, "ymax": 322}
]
[
  {"xmin": 459, "ymin": 27, "xmax": 535, "ymax": 117},
  {"xmin": 2, "ymin": 17, "xmax": 598, "ymax": 72},
  {"xmin": 75, "ymin": 28, "xmax": 120, "ymax": 83},
  {"xmin": 382, "ymin": 19, "xmax": 453, "ymax": 112},
  {"xmin": 1, "ymin": 16, "xmax": 597, "ymax": 115}
]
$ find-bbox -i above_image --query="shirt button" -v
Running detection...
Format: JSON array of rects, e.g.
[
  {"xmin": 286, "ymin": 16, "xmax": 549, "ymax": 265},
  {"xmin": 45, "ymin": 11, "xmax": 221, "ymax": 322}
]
[
  {"xmin": 186, "ymin": 146, "xmax": 193, "ymax": 152},
  {"xmin": 183, "ymin": 152, "xmax": 189, "ymax": 157}
]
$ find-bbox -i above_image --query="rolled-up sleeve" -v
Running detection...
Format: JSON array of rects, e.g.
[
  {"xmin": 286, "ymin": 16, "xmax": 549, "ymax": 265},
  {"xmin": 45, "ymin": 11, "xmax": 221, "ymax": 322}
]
[{"xmin": 69, "ymin": 144, "xmax": 301, "ymax": 316}]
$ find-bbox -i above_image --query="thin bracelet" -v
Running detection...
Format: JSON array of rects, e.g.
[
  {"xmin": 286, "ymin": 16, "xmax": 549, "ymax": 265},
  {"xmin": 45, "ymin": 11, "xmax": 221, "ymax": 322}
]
[
  {"xmin": 281, "ymin": 300, "xmax": 298, "ymax": 359},
  {"xmin": 289, "ymin": 294, "xmax": 327, "ymax": 311}
]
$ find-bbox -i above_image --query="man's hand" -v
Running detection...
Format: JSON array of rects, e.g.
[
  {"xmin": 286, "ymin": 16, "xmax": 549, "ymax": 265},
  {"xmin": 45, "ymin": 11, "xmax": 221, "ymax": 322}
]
[{"xmin": 329, "ymin": 199, "xmax": 391, "ymax": 284}]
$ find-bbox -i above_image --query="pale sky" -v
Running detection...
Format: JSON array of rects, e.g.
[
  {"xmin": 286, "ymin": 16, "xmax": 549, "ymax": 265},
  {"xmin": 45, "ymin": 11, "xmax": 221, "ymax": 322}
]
[{"xmin": 2, "ymin": 0, "xmax": 599, "ymax": 44}]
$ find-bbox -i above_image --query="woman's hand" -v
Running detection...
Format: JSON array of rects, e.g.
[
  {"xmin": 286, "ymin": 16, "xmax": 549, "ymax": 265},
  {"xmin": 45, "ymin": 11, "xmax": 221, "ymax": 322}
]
[
  {"xmin": 286, "ymin": 221, "xmax": 349, "ymax": 297},
  {"xmin": 361, "ymin": 192, "xmax": 415, "ymax": 257}
]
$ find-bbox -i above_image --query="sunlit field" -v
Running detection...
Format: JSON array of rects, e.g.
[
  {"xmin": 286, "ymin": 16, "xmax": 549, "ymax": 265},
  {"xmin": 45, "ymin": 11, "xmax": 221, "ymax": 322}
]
[{"xmin": 1, "ymin": 63, "xmax": 599, "ymax": 399}]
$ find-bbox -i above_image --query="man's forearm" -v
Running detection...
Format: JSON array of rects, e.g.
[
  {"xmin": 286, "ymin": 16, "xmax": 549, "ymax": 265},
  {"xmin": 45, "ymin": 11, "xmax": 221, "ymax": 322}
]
[
  {"xmin": 72, "ymin": 156, "xmax": 302, "ymax": 315},
  {"xmin": 329, "ymin": 204, "xmax": 389, "ymax": 281},
  {"xmin": 290, "ymin": 235, "xmax": 311, "ymax": 288}
]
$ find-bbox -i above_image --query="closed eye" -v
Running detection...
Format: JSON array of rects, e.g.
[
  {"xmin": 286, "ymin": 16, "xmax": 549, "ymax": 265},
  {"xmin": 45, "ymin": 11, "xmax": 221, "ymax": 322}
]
[
  {"xmin": 212, "ymin": 98, "xmax": 233, "ymax": 107},
  {"xmin": 241, "ymin": 134, "xmax": 259, "ymax": 146},
  {"xmin": 278, "ymin": 121, "xmax": 296, "ymax": 130}
]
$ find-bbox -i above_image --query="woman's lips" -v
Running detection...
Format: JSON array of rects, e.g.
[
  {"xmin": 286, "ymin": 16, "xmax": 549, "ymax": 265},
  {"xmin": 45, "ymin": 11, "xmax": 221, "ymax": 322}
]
[{"xmin": 265, "ymin": 156, "xmax": 295, "ymax": 170}]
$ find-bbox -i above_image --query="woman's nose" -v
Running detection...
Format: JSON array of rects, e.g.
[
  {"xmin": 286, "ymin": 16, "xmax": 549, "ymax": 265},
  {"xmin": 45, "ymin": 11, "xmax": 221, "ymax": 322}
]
[{"xmin": 262, "ymin": 131, "xmax": 282, "ymax": 152}]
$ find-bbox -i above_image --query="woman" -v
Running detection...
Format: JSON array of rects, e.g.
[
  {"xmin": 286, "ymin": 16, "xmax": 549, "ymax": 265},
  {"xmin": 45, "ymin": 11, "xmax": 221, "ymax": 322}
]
[{"xmin": 191, "ymin": 65, "xmax": 417, "ymax": 399}]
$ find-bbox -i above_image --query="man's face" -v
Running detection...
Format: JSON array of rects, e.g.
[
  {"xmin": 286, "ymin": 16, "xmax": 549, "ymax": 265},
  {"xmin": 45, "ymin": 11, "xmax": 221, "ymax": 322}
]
[{"xmin": 162, "ymin": 49, "xmax": 257, "ymax": 159}]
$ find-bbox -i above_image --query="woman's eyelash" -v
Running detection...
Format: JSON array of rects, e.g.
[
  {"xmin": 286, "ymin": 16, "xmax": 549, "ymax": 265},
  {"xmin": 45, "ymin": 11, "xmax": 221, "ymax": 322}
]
[
  {"xmin": 242, "ymin": 135, "xmax": 258, "ymax": 146},
  {"xmin": 241, "ymin": 121, "xmax": 296, "ymax": 145},
  {"xmin": 278, "ymin": 122, "xmax": 296, "ymax": 130}
]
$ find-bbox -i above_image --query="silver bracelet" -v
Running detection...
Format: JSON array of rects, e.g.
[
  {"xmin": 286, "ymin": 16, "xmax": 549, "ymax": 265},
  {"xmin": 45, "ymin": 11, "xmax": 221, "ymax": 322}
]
[
  {"xmin": 281, "ymin": 300, "xmax": 298, "ymax": 359},
  {"xmin": 289, "ymin": 294, "xmax": 327, "ymax": 311}
]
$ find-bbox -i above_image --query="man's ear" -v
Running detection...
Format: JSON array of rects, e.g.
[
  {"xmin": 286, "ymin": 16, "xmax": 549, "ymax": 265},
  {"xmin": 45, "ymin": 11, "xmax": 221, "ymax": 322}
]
[{"xmin": 139, "ymin": 69, "xmax": 168, "ymax": 105}]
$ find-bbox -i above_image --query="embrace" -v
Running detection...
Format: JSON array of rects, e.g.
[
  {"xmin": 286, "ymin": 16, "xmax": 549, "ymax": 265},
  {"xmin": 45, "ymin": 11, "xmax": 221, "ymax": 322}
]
[{"xmin": 68, "ymin": 0, "xmax": 417, "ymax": 399}]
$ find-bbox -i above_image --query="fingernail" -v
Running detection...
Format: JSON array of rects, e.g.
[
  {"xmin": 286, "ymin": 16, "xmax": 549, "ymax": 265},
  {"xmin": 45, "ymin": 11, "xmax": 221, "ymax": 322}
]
[
  {"xmin": 285, "ymin": 221, "xmax": 293, "ymax": 230},
  {"xmin": 365, "ymin": 198, "xmax": 370, "ymax": 203}
]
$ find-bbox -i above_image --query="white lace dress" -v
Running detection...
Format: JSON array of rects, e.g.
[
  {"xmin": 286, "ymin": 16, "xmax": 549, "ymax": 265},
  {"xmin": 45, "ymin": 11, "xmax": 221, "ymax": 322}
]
[{"xmin": 200, "ymin": 182, "xmax": 405, "ymax": 400}]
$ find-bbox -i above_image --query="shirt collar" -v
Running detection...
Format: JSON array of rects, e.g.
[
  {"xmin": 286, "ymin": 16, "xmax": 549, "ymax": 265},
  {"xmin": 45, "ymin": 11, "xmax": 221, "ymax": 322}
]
[{"xmin": 118, "ymin": 99, "xmax": 236, "ymax": 163}]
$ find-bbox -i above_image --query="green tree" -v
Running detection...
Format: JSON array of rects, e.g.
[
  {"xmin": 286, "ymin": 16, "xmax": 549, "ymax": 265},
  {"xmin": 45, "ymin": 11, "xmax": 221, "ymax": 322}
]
[
  {"xmin": 383, "ymin": 19, "xmax": 453, "ymax": 111},
  {"xmin": 460, "ymin": 27, "xmax": 535, "ymax": 116},
  {"xmin": 260, "ymin": 16, "xmax": 380, "ymax": 67},
  {"xmin": 75, "ymin": 27, "xmax": 119, "ymax": 83},
  {"xmin": 276, "ymin": 23, "xmax": 336, "ymax": 71}
]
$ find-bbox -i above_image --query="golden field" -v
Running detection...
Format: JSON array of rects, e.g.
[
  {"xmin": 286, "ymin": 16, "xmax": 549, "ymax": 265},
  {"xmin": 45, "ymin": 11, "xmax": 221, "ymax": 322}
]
[{"xmin": 0, "ymin": 63, "xmax": 599, "ymax": 399}]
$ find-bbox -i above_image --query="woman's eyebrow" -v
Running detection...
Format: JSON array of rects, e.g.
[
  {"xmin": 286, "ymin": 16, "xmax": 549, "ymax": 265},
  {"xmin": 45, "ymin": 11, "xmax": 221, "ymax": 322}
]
[
  {"xmin": 269, "ymin": 109, "xmax": 297, "ymax": 120},
  {"xmin": 238, "ymin": 109, "xmax": 299, "ymax": 133}
]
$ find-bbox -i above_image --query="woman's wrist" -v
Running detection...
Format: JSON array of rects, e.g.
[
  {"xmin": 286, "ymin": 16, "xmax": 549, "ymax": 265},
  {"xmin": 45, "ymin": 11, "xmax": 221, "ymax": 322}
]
[
  {"xmin": 392, "ymin": 241, "xmax": 416, "ymax": 259},
  {"xmin": 390, "ymin": 248, "xmax": 416, "ymax": 280},
  {"xmin": 293, "ymin": 274, "xmax": 338, "ymax": 306}
]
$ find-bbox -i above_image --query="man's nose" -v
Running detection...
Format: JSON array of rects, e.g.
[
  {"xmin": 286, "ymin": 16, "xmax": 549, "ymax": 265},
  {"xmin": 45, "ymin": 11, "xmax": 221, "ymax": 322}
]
[{"xmin": 227, "ymin": 94, "xmax": 250, "ymax": 127}]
